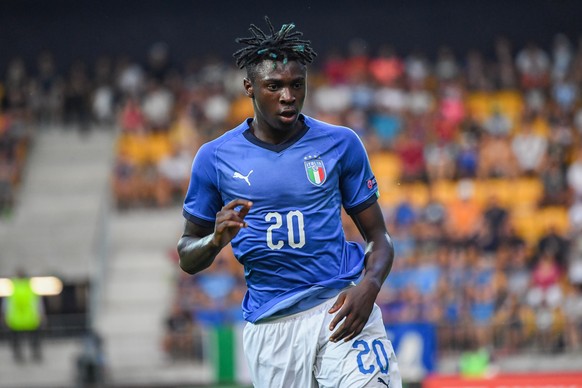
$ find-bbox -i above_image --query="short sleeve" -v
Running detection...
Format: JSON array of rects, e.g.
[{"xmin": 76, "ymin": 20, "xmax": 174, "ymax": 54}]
[
  {"xmin": 339, "ymin": 129, "xmax": 379, "ymax": 215},
  {"xmin": 182, "ymin": 143, "xmax": 223, "ymax": 227}
]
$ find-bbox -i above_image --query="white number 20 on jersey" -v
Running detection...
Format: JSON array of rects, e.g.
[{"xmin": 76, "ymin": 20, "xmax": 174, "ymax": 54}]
[{"xmin": 265, "ymin": 211, "xmax": 306, "ymax": 250}]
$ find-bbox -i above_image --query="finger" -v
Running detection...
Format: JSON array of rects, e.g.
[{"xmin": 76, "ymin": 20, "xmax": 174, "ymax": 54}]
[
  {"xmin": 223, "ymin": 198, "xmax": 253, "ymax": 211},
  {"xmin": 328, "ymin": 293, "xmax": 346, "ymax": 315},
  {"xmin": 237, "ymin": 201, "xmax": 253, "ymax": 219},
  {"xmin": 343, "ymin": 323, "xmax": 365, "ymax": 342},
  {"xmin": 330, "ymin": 316, "xmax": 352, "ymax": 342},
  {"xmin": 216, "ymin": 220, "xmax": 246, "ymax": 231},
  {"xmin": 331, "ymin": 316, "xmax": 364, "ymax": 343},
  {"xmin": 329, "ymin": 307, "xmax": 354, "ymax": 335}
]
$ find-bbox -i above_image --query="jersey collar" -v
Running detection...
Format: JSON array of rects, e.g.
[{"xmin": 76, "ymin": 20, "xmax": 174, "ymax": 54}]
[{"xmin": 242, "ymin": 114, "xmax": 310, "ymax": 153}]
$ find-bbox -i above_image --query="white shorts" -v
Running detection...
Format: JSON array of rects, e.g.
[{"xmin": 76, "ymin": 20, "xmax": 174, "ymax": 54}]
[{"xmin": 243, "ymin": 296, "xmax": 402, "ymax": 388}]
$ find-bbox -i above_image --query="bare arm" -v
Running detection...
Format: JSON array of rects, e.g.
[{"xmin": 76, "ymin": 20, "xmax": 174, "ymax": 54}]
[
  {"xmin": 177, "ymin": 199, "xmax": 252, "ymax": 274},
  {"xmin": 328, "ymin": 201, "xmax": 394, "ymax": 342}
]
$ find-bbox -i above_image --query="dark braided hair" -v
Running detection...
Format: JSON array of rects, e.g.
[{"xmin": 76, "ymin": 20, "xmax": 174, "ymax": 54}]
[{"xmin": 233, "ymin": 16, "xmax": 317, "ymax": 72}]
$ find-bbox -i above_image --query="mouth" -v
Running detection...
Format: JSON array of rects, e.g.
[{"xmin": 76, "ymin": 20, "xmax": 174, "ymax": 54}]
[{"xmin": 278, "ymin": 109, "xmax": 298, "ymax": 122}]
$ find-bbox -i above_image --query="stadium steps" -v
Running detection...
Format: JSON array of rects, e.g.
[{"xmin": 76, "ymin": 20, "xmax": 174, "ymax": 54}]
[
  {"xmin": 0, "ymin": 338, "xmax": 82, "ymax": 388},
  {"xmin": 93, "ymin": 207, "xmax": 213, "ymax": 387},
  {"xmin": 0, "ymin": 126, "xmax": 116, "ymax": 387},
  {"xmin": 0, "ymin": 127, "xmax": 116, "ymax": 280}
]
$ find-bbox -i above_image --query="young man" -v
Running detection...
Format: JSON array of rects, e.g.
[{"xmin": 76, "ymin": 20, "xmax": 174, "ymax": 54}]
[{"xmin": 178, "ymin": 17, "xmax": 401, "ymax": 388}]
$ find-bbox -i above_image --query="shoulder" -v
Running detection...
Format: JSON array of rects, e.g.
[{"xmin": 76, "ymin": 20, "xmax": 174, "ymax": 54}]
[
  {"xmin": 197, "ymin": 120, "xmax": 250, "ymax": 156},
  {"xmin": 303, "ymin": 115, "xmax": 361, "ymax": 143}
]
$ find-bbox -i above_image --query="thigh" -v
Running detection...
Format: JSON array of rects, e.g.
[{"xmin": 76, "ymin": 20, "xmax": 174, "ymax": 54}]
[
  {"xmin": 243, "ymin": 320, "xmax": 319, "ymax": 388},
  {"xmin": 315, "ymin": 304, "xmax": 402, "ymax": 388}
]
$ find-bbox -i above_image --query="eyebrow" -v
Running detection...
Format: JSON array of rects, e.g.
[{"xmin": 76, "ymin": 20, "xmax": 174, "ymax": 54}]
[{"xmin": 262, "ymin": 76, "xmax": 306, "ymax": 83}]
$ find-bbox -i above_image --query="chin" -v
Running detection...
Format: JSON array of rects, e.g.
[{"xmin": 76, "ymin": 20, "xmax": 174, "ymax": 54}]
[{"xmin": 275, "ymin": 116, "xmax": 299, "ymax": 129}]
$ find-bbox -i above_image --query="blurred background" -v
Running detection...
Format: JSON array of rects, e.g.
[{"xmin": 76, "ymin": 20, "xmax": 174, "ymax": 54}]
[{"xmin": 1, "ymin": 0, "xmax": 582, "ymax": 387}]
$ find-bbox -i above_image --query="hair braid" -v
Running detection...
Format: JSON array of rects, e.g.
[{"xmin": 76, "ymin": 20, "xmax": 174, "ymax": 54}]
[{"xmin": 233, "ymin": 16, "xmax": 317, "ymax": 69}]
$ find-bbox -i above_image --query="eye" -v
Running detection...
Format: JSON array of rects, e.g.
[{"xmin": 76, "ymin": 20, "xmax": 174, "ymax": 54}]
[
  {"xmin": 293, "ymin": 82, "xmax": 304, "ymax": 89},
  {"xmin": 267, "ymin": 84, "xmax": 278, "ymax": 91}
]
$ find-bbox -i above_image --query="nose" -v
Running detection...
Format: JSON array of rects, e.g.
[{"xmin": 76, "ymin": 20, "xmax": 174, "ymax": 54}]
[{"xmin": 279, "ymin": 87, "xmax": 295, "ymax": 104}]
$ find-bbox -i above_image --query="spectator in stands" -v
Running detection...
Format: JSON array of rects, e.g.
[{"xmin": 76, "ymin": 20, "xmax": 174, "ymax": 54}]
[
  {"xmin": 515, "ymin": 41, "xmax": 550, "ymax": 89},
  {"xmin": 343, "ymin": 38, "xmax": 370, "ymax": 84},
  {"xmin": 155, "ymin": 143, "xmax": 192, "ymax": 207},
  {"xmin": 111, "ymin": 149, "xmax": 139, "ymax": 210},
  {"xmin": 162, "ymin": 300, "xmax": 202, "ymax": 361},
  {"xmin": 504, "ymin": 241, "xmax": 532, "ymax": 300},
  {"xmin": 512, "ymin": 118, "xmax": 548, "ymax": 176},
  {"xmin": 435, "ymin": 46, "xmax": 460, "ymax": 82},
  {"xmin": 537, "ymin": 225, "xmax": 570, "ymax": 270},
  {"xmin": 534, "ymin": 299, "xmax": 565, "ymax": 352},
  {"xmin": 494, "ymin": 37, "xmax": 518, "ymax": 89},
  {"xmin": 91, "ymin": 57, "xmax": 116, "ymax": 126},
  {"xmin": 416, "ymin": 191, "xmax": 447, "ymax": 245},
  {"xmin": 550, "ymin": 34, "xmax": 574, "ymax": 83},
  {"xmin": 368, "ymin": 45, "xmax": 403, "ymax": 87},
  {"xmin": 477, "ymin": 195, "xmax": 509, "ymax": 254},
  {"xmin": 63, "ymin": 60, "xmax": 92, "ymax": 134},
  {"xmin": 424, "ymin": 136, "xmax": 457, "ymax": 182},
  {"xmin": 186, "ymin": 247, "xmax": 245, "ymax": 326},
  {"xmin": 32, "ymin": 51, "xmax": 63, "ymax": 126},
  {"xmin": 455, "ymin": 133, "xmax": 479, "ymax": 179},
  {"xmin": 3, "ymin": 58, "xmax": 30, "ymax": 120},
  {"xmin": 321, "ymin": 47, "xmax": 347, "ymax": 85},
  {"xmin": 567, "ymin": 147, "xmax": 582, "ymax": 202},
  {"xmin": 393, "ymin": 129, "xmax": 425, "ymax": 182},
  {"xmin": 540, "ymin": 157, "xmax": 569, "ymax": 206},
  {"xmin": 445, "ymin": 180, "xmax": 482, "ymax": 244},
  {"xmin": 119, "ymin": 96, "xmax": 145, "ymax": 134},
  {"xmin": 494, "ymin": 293, "xmax": 534, "ymax": 354},
  {"xmin": 527, "ymin": 251, "xmax": 563, "ymax": 312},
  {"xmin": 116, "ymin": 56, "xmax": 145, "ymax": 99},
  {"xmin": 465, "ymin": 49, "xmax": 489, "ymax": 91},
  {"xmin": 404, "ymin": 50, "xmax": 430, "ymax": 88},
  {"xmin": 483, "ymin": 106, "xmax": 512, "ymax": 137},
  {"xmin": 146, "ymin": 42, "xmax": 173, "ymax": 83},
  {"xmin": 552, "ymin": 76, "xmax": 578, "ymax": 113},
  {"xmin": 477, "ymin": 132, "xmax": 518, "ymax": 179},
  {"xmin": 562, "ymin": 283, "xmax": 582, "ymax": 351},
  {"xmin": 141, "ymin": 79, "xmax": 174, "ymax": 131},
  {"xmin": 0, "ymin": 149, "xmax": 16, "ymax": 217}
]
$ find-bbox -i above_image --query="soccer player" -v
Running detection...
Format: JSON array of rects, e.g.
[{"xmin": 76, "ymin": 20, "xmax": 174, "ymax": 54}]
[{"xmin": 178, "ymin": 17, "xmax": 401, "ymax": 388}]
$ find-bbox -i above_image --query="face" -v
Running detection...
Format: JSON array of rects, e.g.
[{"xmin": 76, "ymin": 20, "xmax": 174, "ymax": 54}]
[{"xmin": 244, "ymin": 59, "xmax": 307, "ymax": 135}]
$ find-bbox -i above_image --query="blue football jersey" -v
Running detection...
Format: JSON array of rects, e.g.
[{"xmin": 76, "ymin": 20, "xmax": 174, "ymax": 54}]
[{"xmin": 183, "ymin": 115, "xmax": 379, "ymax": 322}]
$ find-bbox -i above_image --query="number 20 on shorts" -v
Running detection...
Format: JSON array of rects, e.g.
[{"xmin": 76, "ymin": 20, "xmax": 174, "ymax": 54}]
[{"xmin": 352, "ymin": 339, "xmax": 390, "ymax": 374}]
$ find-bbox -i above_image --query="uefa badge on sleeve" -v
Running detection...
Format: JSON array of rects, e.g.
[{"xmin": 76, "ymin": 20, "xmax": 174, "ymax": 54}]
[{"xmin": 304, "ymin": 159, "xmax": 327, "ymax": 186}]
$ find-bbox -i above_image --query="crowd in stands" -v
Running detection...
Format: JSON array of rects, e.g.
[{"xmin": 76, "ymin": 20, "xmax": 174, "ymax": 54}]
[{"xmin": 3, "ymin": 33, "xmax": 582, "ymax": 359}]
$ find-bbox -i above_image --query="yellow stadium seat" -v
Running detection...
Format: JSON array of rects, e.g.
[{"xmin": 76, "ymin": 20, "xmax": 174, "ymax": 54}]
[
  {"xmin": 376, "ymin": 180, "xmax": 405, "ymax": 207},
  {"xmin": 146, "ymin": 132, "xmax": 172, "ymax": 163},
  {"xmin": 511, "ymin": 178, "xmax": 544, "ymax": 210},
  {"xmin": 370, "ymin": 151, "xmax": 402, "ymax": 183},
  {"xmin": 116, "ymin": 133, "xmax": 150, "ymax": 165},
  {"xmin": 431, "ymin": 180, "xmax": 460, "ymax": 205},
  {"xmin": 406, "ymin": 182, "xmax": 430, "ymax": 208},
  {"xmin": 510, "ymin": 208, "xmax": 543, "ymax": 246},
  {"xmin": 539, "ymin": 206, "xmax": 570, "ymax": 235},
  {"xmin": 474, "ymin": 179, "xmax": 513, "ymax": 207},
  {"xmin": 495, "ymin": 90, "xmax": 524, "ymax": 126},
  {"xmin": 466, "ymin": 92, "xmax": 492, "ymax": 124}
]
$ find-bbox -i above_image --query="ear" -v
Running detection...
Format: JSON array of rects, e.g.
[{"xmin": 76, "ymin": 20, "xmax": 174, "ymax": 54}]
[{"xmin": 243, "ymin": 78, "xmax": 254, "ymax": 99}]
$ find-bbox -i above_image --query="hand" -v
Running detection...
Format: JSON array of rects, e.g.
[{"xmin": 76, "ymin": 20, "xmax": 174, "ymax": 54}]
[
  {"xmin": 328, "ymin": 279, "xmax": 380, "ymax": 343},
  {"xmin": 212, "ymin": 199, "xmax": 253, "ymax": 248}
]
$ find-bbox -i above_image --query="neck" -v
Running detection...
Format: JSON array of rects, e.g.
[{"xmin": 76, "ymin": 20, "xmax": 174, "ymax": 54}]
[{"xmin": 250, "ymin": 116, "xmax": 304, "ymax": 145}]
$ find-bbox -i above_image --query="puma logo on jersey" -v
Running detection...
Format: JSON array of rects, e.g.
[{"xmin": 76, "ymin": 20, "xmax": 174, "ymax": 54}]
[
  {"xmin": 233, "ymin": 170, "xmax": 253, "ymax": 186},
  {"xmin": 378, "ymin": 377, "xmax": 390, "ymax": 387}
]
